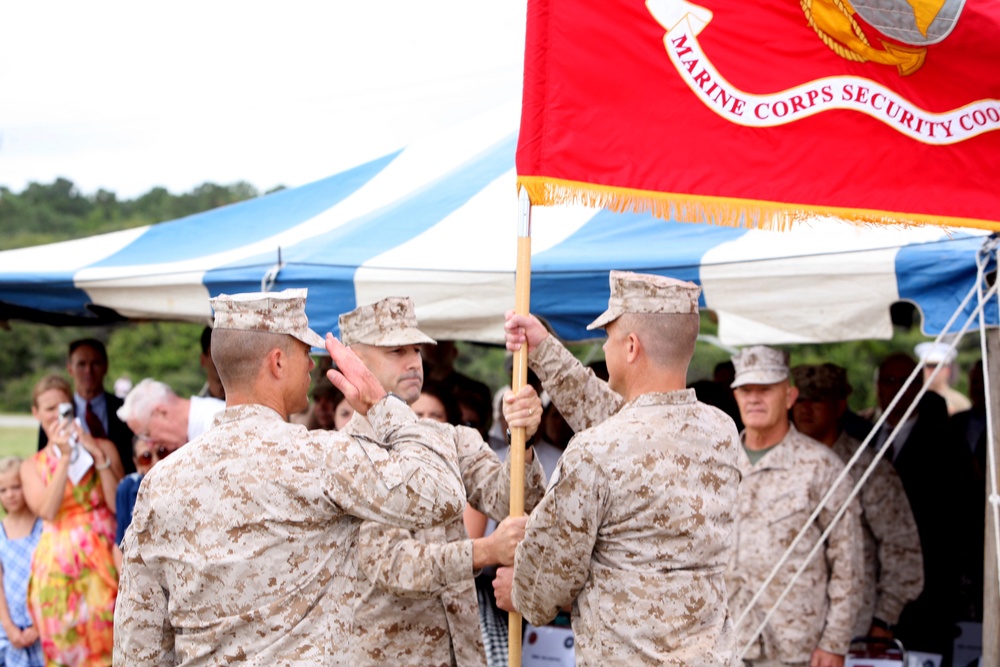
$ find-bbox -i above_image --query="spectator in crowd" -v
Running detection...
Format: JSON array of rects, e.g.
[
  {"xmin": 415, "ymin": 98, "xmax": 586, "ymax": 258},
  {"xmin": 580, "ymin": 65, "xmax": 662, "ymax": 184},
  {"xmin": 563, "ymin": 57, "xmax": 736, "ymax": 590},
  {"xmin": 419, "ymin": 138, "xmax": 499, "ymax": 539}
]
[
  {"xmin": 0, "ymin": 456, "xmax": 44, "ymax": 667},
  {"xmin": 915, "ymin": 341, "xmax": 971, "ymax": 416},
  {"xmin": 113, "ymin": 376, "xmax": 133, "ymax": 400},
  {"xmin": 22, "ymin": 374, "xmax": 121, "ymax": 665},
  {"xmin": 39, "ymin": 338, "xmax": 135, "ymax": 475},
  {"xmin": 498, "ymin": 271, "xmax": 743, "ymax": 665},
  {"xmin": 872, "ymin": 353, "xmax": 978, "ymax": 662},
  {"xmin": 950, "ymin": 359, "xmax": 987, "ymax": 623},
  {"xmin": 791, "ymin": 363, "xmax": 923, "ymax": 641},
  {"xmin": 198, "ymin": 326, "xmax": 225, "ymax": 400},
  {"xmin": 341, "ymin": 296, "xmax": 545, "ymax": 667},
  {"xmin": 422, "ymin": 340, "xmax": 494, "ymax": 433},
  {"xmin": 117, "ymin": 378, "xmax": 225, "ymax": 451},
  {"xmin": 305, "ymin": 375, "xmax": 354, "ymax": 431},
  {"xmin": 114, "ymin": 289, "xmax": 465, "ymax": 664},
  {"xmin": 113, "ymin": 433, "xmax": 173, "ymax": 570},
  {"xmin": 455, "ymin": 387, "xmax": 493, "ymax": 440},
  {"xmin": 727, "ymin": 346, "xmax": 864, "ymax": 667},
  {"xmin": 411, "ymin": 380, "xmax": 462, "ymax": 425}
]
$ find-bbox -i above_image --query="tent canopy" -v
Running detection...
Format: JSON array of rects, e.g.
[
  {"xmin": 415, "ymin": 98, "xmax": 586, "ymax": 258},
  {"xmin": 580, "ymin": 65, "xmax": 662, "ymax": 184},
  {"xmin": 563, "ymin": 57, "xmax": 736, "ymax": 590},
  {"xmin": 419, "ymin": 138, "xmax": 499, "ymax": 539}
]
[{"xmin": 0, "ymin": 104, "xmax": 995, "ymax": 346}]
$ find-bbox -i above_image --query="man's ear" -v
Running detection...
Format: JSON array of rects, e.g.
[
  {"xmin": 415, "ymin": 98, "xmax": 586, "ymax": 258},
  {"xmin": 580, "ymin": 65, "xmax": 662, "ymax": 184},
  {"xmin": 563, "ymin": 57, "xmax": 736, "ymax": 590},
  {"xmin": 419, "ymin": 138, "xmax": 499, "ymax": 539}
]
[
  {"xmin": 625, "ymin": 332, "xmax": 641, "ymax": 364},
  {"xmin": 786, "ymin": 384, "xmax": 799, "ymax": 409},
  {"xmin": 265, "ymin": 347, "xmax": 285, "ymax": 379}
]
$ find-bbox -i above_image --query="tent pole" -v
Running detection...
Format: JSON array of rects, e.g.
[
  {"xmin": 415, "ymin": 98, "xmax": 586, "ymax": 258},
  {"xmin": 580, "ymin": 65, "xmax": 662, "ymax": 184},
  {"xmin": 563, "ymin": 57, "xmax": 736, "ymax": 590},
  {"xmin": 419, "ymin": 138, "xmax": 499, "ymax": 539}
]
[
  {"xmin": 508, "ymin": 186, "xmax": 532, "ymax": 667},
  {"xmin": 984, "ymin": 328, "xmax": 999, "ymax": 665}
]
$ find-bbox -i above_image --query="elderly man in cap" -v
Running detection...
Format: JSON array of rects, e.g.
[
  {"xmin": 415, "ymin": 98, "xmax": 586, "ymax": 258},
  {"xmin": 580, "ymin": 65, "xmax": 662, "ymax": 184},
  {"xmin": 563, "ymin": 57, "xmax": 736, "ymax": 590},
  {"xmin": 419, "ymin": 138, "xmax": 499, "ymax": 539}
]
[
  {"xmin": 791, "ymin": 363, "xmax": 923, "ymax": 643},
  {"xmin": 114, "ymin": 289, "xmax": 465, "ymax": 666},
  {"xmin": 498, "ymin": 271, "xmax": 743, "ymax": 666},
  {"xmin": 727, "ymin": 346, "xmax": 864, "ymax": 667},
  {"xmin": 338, "ymin": 296, "xmax": 548, "ymax": 667}
]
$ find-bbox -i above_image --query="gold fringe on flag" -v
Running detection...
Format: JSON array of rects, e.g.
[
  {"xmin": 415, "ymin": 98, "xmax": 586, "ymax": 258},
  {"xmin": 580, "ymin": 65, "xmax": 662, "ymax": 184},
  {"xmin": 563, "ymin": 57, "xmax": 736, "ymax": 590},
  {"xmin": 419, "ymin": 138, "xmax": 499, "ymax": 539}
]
[{"xmin": 516, "ymin": 175, "xmax": 1000, "ymax": 233}]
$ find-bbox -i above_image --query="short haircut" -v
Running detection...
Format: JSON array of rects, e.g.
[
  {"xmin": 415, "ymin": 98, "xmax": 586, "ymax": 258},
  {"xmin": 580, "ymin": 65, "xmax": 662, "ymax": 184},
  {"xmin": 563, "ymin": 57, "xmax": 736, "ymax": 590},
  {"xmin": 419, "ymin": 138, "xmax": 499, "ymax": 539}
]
[
  {"xmin": 0, "ymin": 456, "xmax": 23, "ymax": 476},
  {"xmin": 200, "ymin": 326, "xmax": 213, "ymax": 355},
  {"xmin": 118, "ymin": 378, "xmax": 177, "ymax": 424},
  {"xmin": 616, "ymin": 312, "xmax": 699, "ymax": 370},
  {"xmin": 212, "ymin": 329, "xmax": 297, "ymax": 391},
  {"xmin": 32, "ymin": 374, "xmax": 72, "ymax": 407},
  {"xmin": 68, "ymin": 338, "xmax": 108, "ymax": 364}
]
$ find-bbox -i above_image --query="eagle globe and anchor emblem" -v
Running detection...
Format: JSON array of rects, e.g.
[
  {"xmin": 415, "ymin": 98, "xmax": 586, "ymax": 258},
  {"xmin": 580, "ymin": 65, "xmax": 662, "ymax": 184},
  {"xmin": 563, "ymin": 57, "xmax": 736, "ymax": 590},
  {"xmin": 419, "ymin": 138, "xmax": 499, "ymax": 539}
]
[{"xmin": 802, "ymin": 0, "xmax": 964, "ymax": 75}]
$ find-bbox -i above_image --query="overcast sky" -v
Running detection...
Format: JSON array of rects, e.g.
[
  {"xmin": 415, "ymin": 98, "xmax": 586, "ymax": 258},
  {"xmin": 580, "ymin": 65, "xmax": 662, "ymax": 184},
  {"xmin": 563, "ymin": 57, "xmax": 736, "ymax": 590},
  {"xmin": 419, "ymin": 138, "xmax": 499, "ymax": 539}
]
[{"xmin": 0, "ymin": 1, "xmax": 526, "ymax": 198}]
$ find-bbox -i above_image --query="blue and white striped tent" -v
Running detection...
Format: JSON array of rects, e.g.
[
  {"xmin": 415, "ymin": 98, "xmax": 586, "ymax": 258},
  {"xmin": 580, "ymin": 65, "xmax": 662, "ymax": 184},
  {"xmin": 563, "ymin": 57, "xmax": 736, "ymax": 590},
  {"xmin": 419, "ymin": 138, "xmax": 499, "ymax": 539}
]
[{"xmin": 0, "ymin": 105, "xmax": 995, "ymax": 346}]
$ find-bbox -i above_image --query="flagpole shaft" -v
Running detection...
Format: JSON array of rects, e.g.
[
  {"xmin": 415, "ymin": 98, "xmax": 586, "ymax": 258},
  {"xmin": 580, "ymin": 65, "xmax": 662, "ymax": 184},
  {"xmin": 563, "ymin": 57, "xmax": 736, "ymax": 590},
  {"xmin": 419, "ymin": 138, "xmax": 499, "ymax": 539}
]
[{"xmin": 509, "ymin": 187, "xmax": 532, "ymax": 667}]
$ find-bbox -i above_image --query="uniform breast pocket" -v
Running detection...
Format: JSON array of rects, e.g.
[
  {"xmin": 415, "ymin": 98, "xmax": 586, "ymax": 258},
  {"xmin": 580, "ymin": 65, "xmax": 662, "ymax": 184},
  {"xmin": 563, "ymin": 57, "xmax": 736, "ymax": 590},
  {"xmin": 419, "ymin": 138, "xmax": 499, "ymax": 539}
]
[
  {"xmin": 358, "ymin": 438, "xmax": 407, "ymax": 491},
  {"xmin": 764, "ymin": 487, "xmax": 813, "ymax": 541}
]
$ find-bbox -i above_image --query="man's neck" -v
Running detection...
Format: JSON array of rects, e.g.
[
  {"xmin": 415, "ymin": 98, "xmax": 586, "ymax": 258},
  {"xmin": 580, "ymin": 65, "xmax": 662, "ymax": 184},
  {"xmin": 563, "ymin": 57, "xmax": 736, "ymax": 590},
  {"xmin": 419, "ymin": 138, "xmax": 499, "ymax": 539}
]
[
  {"xmin": 77, "ymin": 387, "xmax": 102, "ymax": 401},
  {"xmin": 744, "ymin": 421, "xmax": 791, "ymax": 451},
  {"xmin": 621, "ymin": 368, "xmax": 687, "ymax": 402}
]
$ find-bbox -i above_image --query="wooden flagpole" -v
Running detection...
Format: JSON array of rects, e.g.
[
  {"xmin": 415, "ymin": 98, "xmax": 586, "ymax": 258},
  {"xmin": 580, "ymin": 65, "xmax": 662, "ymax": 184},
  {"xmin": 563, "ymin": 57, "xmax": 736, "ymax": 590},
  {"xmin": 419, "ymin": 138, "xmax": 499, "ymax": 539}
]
[{"xmin": 508, "ymin": 186, "xmax": 532, "ymax": 667}]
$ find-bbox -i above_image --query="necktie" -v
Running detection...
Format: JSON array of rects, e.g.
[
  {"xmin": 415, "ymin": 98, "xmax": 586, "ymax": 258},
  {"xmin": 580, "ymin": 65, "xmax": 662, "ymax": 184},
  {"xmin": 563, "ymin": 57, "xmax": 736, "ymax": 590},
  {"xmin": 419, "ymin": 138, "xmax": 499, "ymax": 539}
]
[{"xmin": 85, "ymin": 401, "xmax": 107, "ymax": 439}]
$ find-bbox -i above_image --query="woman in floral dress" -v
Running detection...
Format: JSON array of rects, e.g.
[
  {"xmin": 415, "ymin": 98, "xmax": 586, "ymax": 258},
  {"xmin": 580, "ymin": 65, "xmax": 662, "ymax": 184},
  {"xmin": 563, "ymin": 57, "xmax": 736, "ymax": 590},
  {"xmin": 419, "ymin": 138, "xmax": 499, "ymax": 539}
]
[{"xmin": 20, "ymin": 375, "xmax": 123, "ymax": 666}]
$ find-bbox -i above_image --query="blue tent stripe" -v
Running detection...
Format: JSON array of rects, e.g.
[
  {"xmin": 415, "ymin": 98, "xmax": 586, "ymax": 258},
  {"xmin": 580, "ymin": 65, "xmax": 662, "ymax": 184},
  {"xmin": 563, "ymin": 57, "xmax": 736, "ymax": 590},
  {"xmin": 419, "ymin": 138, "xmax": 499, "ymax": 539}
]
[
  {"xmin": 532, "ymin": 211, "xmax": 747, "ymax": 339},
  {"xmin": 0, "ymin": 275, "xmax": 91, "ymax": 316},
  {"xmin": 896, "ymin": 234, "xmax": 998, "ymax": 332},
  {"xmin": 89, "ymin": 151, "xmax": 401, "ymax": 268},
  {"xmin": 204, "ymin": 133, "xmax": 519, "ymax": 339}
]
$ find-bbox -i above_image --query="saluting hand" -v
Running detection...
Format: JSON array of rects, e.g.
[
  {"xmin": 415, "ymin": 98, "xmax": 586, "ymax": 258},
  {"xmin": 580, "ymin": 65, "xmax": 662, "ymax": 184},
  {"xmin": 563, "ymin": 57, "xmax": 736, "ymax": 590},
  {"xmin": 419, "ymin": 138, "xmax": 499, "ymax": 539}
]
[{"xmin": 325, "ymin": 334, "xmax": 388, "ymax": 415}]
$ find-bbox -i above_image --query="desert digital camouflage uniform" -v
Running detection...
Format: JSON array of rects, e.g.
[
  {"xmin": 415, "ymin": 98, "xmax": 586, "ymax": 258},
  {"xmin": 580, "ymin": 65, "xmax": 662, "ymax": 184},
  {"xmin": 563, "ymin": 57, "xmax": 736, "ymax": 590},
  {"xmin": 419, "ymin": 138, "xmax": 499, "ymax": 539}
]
[
  {"xmin": 831, "ymin": 431, "xmax": 923, "ymax": 636},
  {"xmin": 114, "ymin": 399, "xmax": 465, "ymax": 666},
  {"xmin": 338, "ymin": 294, "xmax": 548, "ymax": 666},
  {"xmin": 728, "ymin": 425, "xmax": 865, "ymax": 664},
  {"xmin": 510, "ymin": 335, "xmax": 743, "ymax": 666},
  {"xmin": 349, "ymin": 412, "xmax": 547, "ymax": 667}
]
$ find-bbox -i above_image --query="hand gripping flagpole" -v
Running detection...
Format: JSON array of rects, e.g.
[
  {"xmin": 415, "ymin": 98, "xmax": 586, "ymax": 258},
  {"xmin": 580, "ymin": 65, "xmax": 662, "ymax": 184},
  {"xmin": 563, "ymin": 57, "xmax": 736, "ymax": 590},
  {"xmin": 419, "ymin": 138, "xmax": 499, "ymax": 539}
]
[{"xmin": 508, "ymin": 185, "xmax": 532, "ymax": 667}]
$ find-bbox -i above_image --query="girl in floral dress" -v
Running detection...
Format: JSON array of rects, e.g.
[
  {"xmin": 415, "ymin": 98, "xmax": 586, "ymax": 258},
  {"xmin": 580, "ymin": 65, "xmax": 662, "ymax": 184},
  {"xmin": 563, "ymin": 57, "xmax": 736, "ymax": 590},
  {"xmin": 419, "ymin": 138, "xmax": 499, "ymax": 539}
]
[{"xmin": 21, "ymin": 375, "xmax": 123, "ymax": 667}]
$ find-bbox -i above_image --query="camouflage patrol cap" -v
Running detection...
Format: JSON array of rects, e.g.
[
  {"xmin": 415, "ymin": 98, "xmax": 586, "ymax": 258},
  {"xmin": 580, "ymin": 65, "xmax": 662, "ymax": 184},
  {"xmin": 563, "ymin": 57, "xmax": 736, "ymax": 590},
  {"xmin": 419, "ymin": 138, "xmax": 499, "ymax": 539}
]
[
  {"xmin": 210, "ymin": 288, "xmax": 325, "ymax": 348},
  {"xmin": 731, "ymin": 346, "xmax": 789, "ymax": 388},
  {"xmin": 338, "ymin": 297, "xmax": 436, "ymax": 347},
  {"xmin": 792, "ymin": 363, "xmax": 852, "ymax": 401},
  {"xmin": 586, "ymin": 270, "xmax": 701, "ymax": 330}
]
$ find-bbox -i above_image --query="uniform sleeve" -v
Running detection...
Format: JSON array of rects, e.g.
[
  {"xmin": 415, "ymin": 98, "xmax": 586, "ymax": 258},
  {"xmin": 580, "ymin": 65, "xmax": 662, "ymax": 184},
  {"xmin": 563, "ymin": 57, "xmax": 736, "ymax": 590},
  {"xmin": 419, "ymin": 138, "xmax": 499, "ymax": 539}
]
[
  {"xmin": 328, "ymin": 398, "xmax": 465, "ymax": 529},
  {"xmin": 862, "ymin": 458, "xmax": 925, "ymax": 625},
  {"xmin": 816, "ymin": 459, "xmax": 866, "ymax": 655},
  {"xmin": 511, "ymin": 445, "xmax": 606, "ymax": 626},
  {"xmin": 456, "ymin": 425, "xmax": 547, "ymax": 520},
  {"xmin": 357, "ymin": 522, "xmax": 472, "ymax": 598},
  {"xmin": 530, "ymin": 336, "xmax": 622, "ymax": 432},
  {"xmin": 113, "ymin": 497, "xmax": 176, "ymax": 667}
]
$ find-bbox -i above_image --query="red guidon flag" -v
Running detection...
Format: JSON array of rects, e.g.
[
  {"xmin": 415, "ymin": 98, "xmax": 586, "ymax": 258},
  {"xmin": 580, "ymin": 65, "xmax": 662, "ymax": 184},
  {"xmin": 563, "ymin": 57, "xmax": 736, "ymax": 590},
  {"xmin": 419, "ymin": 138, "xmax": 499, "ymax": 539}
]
[{"xmin": 516, "ymin": 0, "xmax": 1000, "ymax": 230}]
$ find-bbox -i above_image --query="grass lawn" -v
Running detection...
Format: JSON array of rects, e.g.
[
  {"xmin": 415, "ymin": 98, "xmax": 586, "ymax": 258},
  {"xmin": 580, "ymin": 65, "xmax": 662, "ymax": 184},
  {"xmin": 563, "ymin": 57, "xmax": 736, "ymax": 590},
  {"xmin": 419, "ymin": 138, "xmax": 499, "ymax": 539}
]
[{"xmin": 0, "ymin": 427, "xmax": 37, "ymax": 460}]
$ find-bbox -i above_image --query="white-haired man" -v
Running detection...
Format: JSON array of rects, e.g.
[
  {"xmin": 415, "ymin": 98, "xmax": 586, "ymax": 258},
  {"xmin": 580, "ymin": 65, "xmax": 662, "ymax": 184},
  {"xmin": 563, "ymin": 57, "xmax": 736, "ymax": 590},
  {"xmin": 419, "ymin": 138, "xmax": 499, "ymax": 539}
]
[{"xmin": 118, "ymin": 378, "xmax": 225, "ymax": 452}]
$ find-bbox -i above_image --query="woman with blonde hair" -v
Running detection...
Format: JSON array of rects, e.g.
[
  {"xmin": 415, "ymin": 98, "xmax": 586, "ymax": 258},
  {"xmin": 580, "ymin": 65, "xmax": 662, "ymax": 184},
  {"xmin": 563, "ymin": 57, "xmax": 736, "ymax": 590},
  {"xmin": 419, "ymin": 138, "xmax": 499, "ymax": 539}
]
[{"xmin": 21, "ymin": 374, "xmax": 122, "ymax": 666}]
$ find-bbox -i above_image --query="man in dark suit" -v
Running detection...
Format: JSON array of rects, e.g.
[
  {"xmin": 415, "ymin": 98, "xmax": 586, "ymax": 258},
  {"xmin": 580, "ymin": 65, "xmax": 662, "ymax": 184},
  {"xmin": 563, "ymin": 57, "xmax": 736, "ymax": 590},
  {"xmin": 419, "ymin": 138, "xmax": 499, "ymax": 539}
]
[
  {"xmin": 873, "ymin": 353, "xmax": 978, "ymax": 665},
  {"xmin": 39, "ymin": 338, "xmax": 136, "ymax": 474}
]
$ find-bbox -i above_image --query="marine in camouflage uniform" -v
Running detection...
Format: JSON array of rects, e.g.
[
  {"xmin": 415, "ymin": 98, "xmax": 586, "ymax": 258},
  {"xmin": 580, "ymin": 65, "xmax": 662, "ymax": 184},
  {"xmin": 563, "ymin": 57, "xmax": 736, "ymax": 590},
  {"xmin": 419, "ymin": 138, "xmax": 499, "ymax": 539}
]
[
  {"xmin": 340, "ymin": 297, "xmax": 548, "ymax": 667},
  {"xmin": 728, "ymin": 347, "xmax": 864, "ymax": 667},
  {"xmin": 500, "ymin": 272, "xmax": 743, "ymax": 666},
  {"xmin": 791, "ymin": 363, "xmax": 923, "ymax": 640},
  {"xmin": 113, "ymin": 289, "xmax": 466, "ymax": 666}
]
